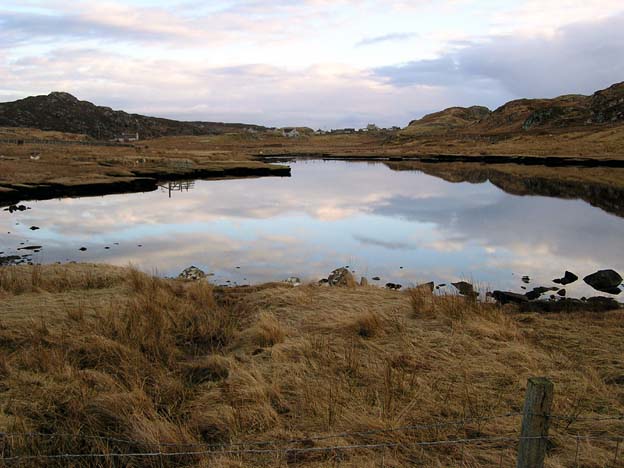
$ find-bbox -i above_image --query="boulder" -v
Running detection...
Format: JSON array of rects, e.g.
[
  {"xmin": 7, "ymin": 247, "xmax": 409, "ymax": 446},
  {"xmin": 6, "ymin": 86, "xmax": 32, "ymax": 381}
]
[
  {"xmin": 452, "ymin": 281, "xmax": 474, "ymax": 296},
  {"xmin": 328, "ymin": 268, "xmax": 356, "ymax": 288},
  {"xmin": 553, "ymin": 271, "xmax": 578, "ymax": 285},
  {"xmin": 385, "ymin": 283, "xmax": 402, "ymax": 290},
  {"xmin": 179, "ymin": 266, "xmax": 207, "ymax": 281},
  {"xmin": 284, "ymin": 277, "xmax": 301, "ymax": 287},
  {"xmin": 583, "ymin": 269, "xmax": 623, "ymax": 293},
  {"xmin": 526, "ymin": 286, "xmax": 558, "ymax": 300},
  {"xmin": 360, "ymin": 277, "xmax": 369, "ymax": 287},
  {"xmin": 492, "ymin": 290, "xmax": 529, "ymax": 305}
]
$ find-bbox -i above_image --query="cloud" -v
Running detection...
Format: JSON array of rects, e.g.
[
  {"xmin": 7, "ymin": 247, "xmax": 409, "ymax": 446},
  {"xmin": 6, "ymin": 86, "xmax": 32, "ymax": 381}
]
[
  {"xmin": 1, "ymin": 2, "xmax": 624, "ymax": 126},
  {"xmin": 375, "ymin": 13, "xmax": 624, "ymax": 100},
  {"xmin": 353, "ymin": 235, "xmax": 415, "ymax": 250},
  {"xmin": 356, "ymin": 32, "xmax": 418, "ymax": 47}
]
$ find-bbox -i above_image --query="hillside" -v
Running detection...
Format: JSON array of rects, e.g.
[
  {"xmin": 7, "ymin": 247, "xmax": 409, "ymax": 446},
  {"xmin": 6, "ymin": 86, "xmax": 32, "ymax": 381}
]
[
  {"xmin": 0, "ymin": 92, "xmax": 265, "ymax": 140},
  {"xmin": 402, "ymin": 106, "xmax": 491, "ymax": 135},
  {"xmin": 402, "ymin": 81, "xmax": 624, "ymax": 136}
]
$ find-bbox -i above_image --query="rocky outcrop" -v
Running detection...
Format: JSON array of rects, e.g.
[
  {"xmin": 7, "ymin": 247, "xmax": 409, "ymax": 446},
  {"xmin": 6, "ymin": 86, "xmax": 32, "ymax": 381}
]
[
  {"xmin": 402, "ymin": 81, "xmax": 624, "ymax": 135},
  {"xmin": 553, "ymin": 271, "xmax": 578, "ymax": 285},
  {"xmin": 0, "ymin": 92, "xmax": 266, "ymax": 139},
  {"xmin": 327, "ymin": 268, "xmax": 357, "ymax": 288},
  {"xmin": 403, "ymin": 106, "xmax": 491, "ymax": 135},
  {"xmin": 179, "ymin": 266, "xmax": 207, "ymax": 281},
  {"xmin": 491, "ymin": 291, "xmax": 529, "ymax": 305},
  {"xmin": 583, "ymin": 270, "xmax": 623, "ymax": 294}
]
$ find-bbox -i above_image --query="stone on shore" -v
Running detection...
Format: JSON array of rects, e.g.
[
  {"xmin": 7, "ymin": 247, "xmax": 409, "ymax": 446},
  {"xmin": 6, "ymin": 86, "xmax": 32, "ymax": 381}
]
[
  {"xmin": 583, "ymin": 269, "xmax": 623, "ymax": 294},
  {"xmin": 179, "ymin": 266, "xmax": 207, "ymax": 281},
  {"xmin": 328, "ymin": 267, "xmax": 357, "ymax": 288}
]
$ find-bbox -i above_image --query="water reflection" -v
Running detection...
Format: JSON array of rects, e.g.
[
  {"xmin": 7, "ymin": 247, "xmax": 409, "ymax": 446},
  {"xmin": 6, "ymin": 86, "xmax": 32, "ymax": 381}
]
[{"xmin": 0, "ymin": 160, "xmax": 622, "ymax": 297}]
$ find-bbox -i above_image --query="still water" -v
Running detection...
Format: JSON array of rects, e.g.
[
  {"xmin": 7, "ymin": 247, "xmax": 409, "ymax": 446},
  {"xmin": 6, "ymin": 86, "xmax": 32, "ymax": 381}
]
[{"xmin": 1, "ymin": 160, "xmax": 623, "ymax": 297}]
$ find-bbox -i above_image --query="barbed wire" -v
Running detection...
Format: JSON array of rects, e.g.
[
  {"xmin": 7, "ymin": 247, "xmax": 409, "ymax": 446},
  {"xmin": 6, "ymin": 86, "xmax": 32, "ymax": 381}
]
[
  {"xmin": 0, "ymin": 411, "xmax": 522, "ymax": 450},
  {"xmin": 0, "ymin": 435, "xmax": 542, "ymax": 463}
]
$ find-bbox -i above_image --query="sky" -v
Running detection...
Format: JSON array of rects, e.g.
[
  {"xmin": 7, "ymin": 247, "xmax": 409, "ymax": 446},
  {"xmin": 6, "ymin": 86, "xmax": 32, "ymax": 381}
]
[{"xmin": 1, "ymin": 0, "xmax": 623, "ymax": 128}]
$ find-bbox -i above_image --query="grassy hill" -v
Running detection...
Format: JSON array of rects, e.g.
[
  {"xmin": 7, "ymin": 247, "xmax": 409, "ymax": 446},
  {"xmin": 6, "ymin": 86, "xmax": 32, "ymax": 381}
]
[{"xmin": 402, "ymin": 82, "xmax": 624, "ymax": 136}]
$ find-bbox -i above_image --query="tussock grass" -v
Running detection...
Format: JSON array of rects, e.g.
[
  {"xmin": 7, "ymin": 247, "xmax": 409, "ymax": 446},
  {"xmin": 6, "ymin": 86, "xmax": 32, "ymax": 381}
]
[{"xmin": 0, "ymin": 264, "xmax": 622, "ymax": 467}]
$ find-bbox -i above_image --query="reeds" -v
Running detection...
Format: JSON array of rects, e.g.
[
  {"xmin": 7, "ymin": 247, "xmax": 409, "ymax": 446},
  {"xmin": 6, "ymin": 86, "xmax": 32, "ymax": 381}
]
[{"xmin": 0, "ymin": 263, "xmax": 622, "ymax": 467}]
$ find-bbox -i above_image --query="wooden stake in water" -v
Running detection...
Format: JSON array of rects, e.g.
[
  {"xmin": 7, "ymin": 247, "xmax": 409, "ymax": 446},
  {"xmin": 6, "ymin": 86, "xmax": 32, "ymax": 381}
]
[{"xmin": 516, "ymin": 377, "xmax": 554, "ymax": 468}]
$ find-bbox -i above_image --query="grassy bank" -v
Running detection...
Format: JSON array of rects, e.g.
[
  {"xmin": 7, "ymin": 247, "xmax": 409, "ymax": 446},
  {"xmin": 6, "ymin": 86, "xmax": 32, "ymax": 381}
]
[
  {"xmin": 0, "ymin": 264, "xmax": 623, "ymax": 467},
  {"xmin": 0, "ymin": 129, "xmax": 289, "ymax": 205}
]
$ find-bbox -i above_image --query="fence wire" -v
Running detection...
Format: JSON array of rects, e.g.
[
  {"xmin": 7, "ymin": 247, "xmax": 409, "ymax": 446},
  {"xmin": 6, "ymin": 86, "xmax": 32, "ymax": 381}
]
[
  {"xmin": 1, "ymin": 410, "xmax": 622, "ymax": 463},
  {"xmin": 0, "ymin": 435, "xmax": 543, "ymax": 463}
]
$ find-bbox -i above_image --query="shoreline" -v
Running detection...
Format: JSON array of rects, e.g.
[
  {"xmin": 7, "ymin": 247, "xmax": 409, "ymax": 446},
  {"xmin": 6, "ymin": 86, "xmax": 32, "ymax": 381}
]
[
  {"xmin": 0, "ymin": 162, "xmax": 291, "ymax": 206},
  {"xmin": 256, "ymin": 152, "xmax": 624, "ymax": 168}
]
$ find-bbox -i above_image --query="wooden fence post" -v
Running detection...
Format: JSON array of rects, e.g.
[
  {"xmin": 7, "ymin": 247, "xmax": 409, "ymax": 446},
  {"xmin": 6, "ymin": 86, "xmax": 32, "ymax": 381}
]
[{"xmin": 516, "ymin": 377, "xmax": 554, "ymax": 468}]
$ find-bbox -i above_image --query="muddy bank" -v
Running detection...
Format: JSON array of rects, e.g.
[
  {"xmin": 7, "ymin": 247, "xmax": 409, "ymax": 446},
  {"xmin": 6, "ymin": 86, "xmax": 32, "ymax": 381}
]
[{"xmin": 0, "ymin": 162, "xmax": 290, "ymax": 206}]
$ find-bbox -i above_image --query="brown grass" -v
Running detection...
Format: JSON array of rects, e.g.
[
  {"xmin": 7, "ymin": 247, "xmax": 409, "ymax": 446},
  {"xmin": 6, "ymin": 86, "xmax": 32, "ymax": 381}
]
[{"xmin": 0, "ymin": 264, "xmax": 622, "ymax": 467}]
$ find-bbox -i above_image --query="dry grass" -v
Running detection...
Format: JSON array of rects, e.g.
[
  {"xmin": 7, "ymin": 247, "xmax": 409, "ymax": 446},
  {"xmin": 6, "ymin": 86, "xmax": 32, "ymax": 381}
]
[{"xmin": 0, "ymin": 264, "xmax": 622, "ymax": 467}]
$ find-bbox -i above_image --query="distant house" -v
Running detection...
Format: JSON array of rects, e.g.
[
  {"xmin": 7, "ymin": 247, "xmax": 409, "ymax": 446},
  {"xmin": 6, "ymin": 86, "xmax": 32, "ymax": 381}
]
[
  {"xmin": 113, "ymin": 132, "xmax": 139, "ymax": 143},
  {"xmin": 365, "ymin": 123, "xmax": 379, "ymax": 132},
  {"xmin": 282, "ymin": 128, "xmax": 300, "ymax": 138}
]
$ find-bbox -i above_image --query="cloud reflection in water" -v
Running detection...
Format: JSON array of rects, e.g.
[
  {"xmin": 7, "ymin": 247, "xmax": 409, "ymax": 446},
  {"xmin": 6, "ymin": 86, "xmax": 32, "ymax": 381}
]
[{"xmin": 1, "ymin": 161, "xmax": 622, "ymax": 297}]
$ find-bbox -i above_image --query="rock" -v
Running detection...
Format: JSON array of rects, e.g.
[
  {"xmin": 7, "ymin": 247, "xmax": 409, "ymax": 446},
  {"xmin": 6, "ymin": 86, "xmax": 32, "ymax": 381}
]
[
  {"xmin": 553, "ymin": 271, "xmax": 578, "ymax": 285},
  {"xmin": 327, "ymin": 268, "xmax": 356, "ymax": 288},
  {"xmin": 4, "ymin": 204, "xmax": 29, "ymax": 213},
  {"xmin": 178, "ymin": 266, "xmax": 207, "ymax": 281},
  {"xmin": 0, "ymin": 255, "xmax": 21, "ymax": 266},
  {"xmin": 521, "ymin": 276, "xmax": 530, "ymax": 284},
  {"xmin": 79, "ymin": 247, "xmax": 87, "ymax": 252},
  {"xmin": 29, "ymin": 226, "xmax": 40, "ymax": 231},
  {"xmin": 583, "ymin": 269, "xmax": 623, "ymax": 293},
  {"xmin": 17, "ymin": 245, "xmax": 42, "ymax": 251},
  {"xmin": 557, "ymin": 289, "xmax": 566, "ymax": 297},
  {"xmin": 284, "ymin": 277, "xmax": 301, "ymax": 287},
  {"xmin": 372, "ymin": 277, "xmax": 381, "ymax": 281},
  {"xmin": 385, "ymin": 283, "xmax": 402, "ymax": 290},
  {"xmin": 437, "ymin": 283, "xmax": 447, "ymax": 288},
  {"xmin": 452, "ymin": 281, "xmax": 474, "ymax": 296},
  {"xmin": 360, "ymin": 277, "xmax": 369, "ymax": 287},
  {"xmin": 525, "ymin": 286, "xmax": 558, "ymax": 300},
  {"xmin": 492, "ymin": 290, "xmax": 529, "ymax": 305}
]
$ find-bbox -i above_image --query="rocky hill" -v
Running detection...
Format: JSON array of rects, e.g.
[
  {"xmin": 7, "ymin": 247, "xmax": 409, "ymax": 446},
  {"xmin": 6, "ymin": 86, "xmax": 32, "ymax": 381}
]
[
  {"xmin": 0, "ymin": 92, "xmax": 265, "ymax": 140},
  {"xmin": 402, "ymin": 106, "xmax": 491, "ymax": 135},
  {"xmin": 403, "ymin": 81, "xmax": 624, "ymax": 136}
]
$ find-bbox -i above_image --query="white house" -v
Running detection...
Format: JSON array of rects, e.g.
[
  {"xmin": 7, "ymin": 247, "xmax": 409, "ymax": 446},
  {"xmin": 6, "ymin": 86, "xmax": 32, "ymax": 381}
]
[
  {"xmin": 282, "ymin": 128, "xmax": 300, "ymax": 138},
  {"xmin": 113, "ymin": 132, "xmax": 140, "ymax": 143}
]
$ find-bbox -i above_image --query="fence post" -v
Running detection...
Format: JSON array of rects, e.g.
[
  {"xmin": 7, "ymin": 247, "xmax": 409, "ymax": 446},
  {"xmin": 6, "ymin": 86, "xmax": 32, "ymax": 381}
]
[{"xmin": 516, "ymin": 377, "xmax": 554, "ymax": 468}]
